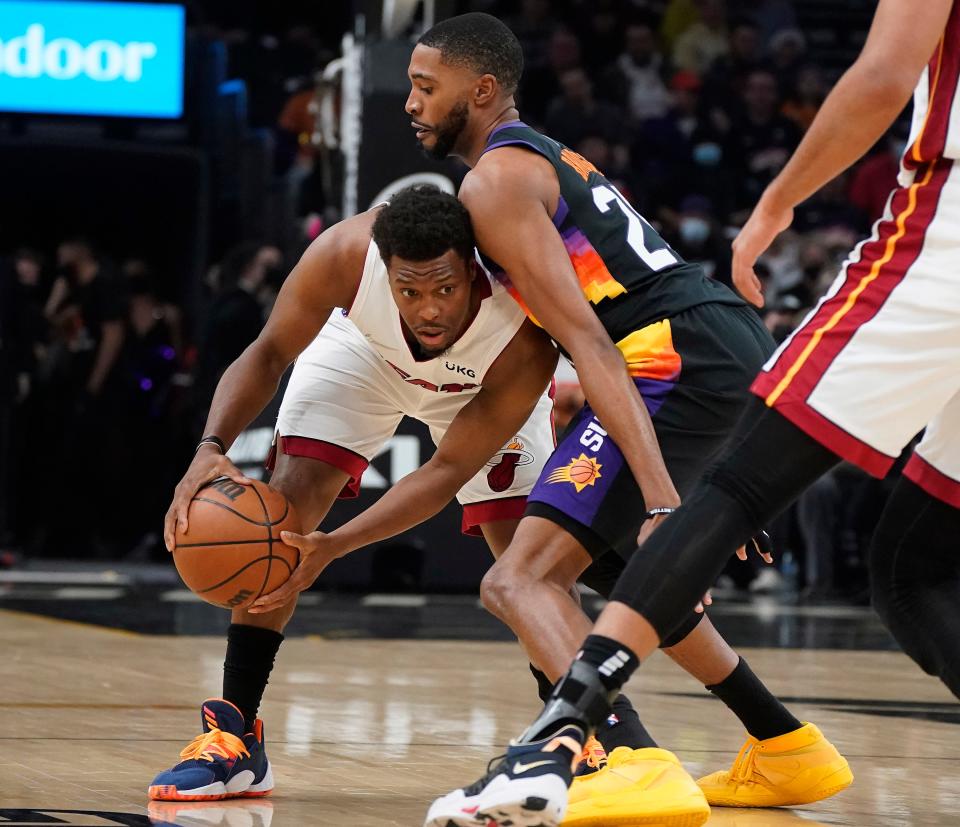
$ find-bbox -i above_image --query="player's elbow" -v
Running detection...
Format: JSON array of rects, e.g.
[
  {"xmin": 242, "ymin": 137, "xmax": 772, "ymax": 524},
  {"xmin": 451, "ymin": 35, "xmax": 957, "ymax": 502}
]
[
  {"xmin": 850, "ymin": 58, "xmax": 922, "ymax": 111},
  {"xmin": 424, "ymin": 454, "xmax": 472, "ymax": 497},
  {"xmin": 248, "ymin": 335, "xmax": 296, "ymax": 379}
]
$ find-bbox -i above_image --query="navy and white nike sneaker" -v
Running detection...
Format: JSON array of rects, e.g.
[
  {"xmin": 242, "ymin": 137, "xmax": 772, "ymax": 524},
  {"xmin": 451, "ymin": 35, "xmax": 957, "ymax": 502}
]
[
  {"xmin": 148, "ymin": 699, "xmax": 273, "ymax": 801},
  {"xmin": 423, "ymin": 724, "xmax": 583, "ymax": 827}
]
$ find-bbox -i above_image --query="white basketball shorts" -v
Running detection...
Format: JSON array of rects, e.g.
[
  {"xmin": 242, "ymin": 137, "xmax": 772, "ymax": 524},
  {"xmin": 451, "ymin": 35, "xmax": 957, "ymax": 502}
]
[
  {"xmin": 272, "ymin": 314, "xmax": 556, "ymax": 533},
  {"xmin": 752, "ymin": 157, "xmax": 960, "ymax": 507}
]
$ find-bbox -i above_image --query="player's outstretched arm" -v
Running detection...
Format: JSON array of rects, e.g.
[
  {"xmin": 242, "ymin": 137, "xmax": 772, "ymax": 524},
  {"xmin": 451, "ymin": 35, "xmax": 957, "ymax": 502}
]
[
  {"xmin": 163, "ymin": 215, "xmax": 371, "ymax": 551},
  {"xmin": 461, "ymin": 153, "xmax": 681, "ymax": 530},
  {"xmin": 248, "ymin": 323, "xmax": 558, "ymax": 614},
  {"xmin": 733, "ymin": 0, "xmax": 953, "ymax": 305}
]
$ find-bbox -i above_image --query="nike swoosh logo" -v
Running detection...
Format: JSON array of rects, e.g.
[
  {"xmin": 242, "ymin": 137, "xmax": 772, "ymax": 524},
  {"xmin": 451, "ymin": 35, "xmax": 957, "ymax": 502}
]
[{"xmin": 513, "ymin": 759, "xmax": 555, "ymax": 774}]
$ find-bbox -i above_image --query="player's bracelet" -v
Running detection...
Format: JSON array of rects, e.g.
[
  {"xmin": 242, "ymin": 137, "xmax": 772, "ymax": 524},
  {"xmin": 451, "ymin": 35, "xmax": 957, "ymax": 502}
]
[
  {"xmin": 195, "ymin": 436, "xmax": 226, "ymax": 454},
  {"xmin": 644, "ymin": 506, "xmax": 677, "ymax": 520}
]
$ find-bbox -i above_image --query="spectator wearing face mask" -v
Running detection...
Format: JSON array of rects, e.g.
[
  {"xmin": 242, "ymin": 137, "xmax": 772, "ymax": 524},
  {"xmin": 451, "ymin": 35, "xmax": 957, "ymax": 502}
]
[
  {"xmin": 634, "ymin": 70, "xmax": 732, "ymax": 215},
  {"xmin": 665, "ymin": 194, "xmax": 732, "ymax": 285}
]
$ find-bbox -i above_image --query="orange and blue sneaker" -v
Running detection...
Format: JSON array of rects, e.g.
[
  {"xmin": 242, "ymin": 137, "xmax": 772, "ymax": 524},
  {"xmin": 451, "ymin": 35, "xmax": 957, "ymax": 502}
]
[
  {"xmin": 696, "ymin": 722, "xmax": 853, "ymax": 807},
  {"xmin": 148, "ymin": 699, "xmax": 274, "ymax": 801}
]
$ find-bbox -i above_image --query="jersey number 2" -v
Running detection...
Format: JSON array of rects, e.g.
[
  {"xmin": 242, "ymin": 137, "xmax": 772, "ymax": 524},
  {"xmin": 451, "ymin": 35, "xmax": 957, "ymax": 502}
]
[{"xmin": 592, "ymin": 185, "xmax": 678, "ymax": 271}]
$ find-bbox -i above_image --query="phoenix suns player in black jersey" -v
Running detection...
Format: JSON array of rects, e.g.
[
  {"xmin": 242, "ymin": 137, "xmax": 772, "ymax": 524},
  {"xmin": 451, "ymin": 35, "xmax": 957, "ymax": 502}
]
[{"xmin": 414, "ymin": 14, "xmax": 852, "ymax": 827}]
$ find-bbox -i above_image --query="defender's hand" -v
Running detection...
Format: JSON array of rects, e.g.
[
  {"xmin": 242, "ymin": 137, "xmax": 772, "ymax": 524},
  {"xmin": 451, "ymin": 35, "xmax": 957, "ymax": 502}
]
[
  {"xmin": 636, "ymin": 508, "xmax": 679, "ymax": 548},
  {"xmin": 736, "ymin": 529, "xmax": 775, "ymax": 565},
  {"xmin": 164, "ymin": 446, "xmax": 253, "ymax": 552},
  {"xmin": 248, "ymin": 531, "xmax": 344, "ymax": 613},
  {"xmin": 732, "ymin": 196, "xmax": 794, "ymax": 307}
]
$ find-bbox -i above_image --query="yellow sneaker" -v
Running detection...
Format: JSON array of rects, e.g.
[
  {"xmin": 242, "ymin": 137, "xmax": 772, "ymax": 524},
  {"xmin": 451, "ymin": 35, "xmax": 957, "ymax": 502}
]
[
  {"xmin": 564, "ymin": 746, "xmax": 710, "ymax": 827},
  {"xmin": 697, "ymin": 722, "xmax": 853, "ymax": 807}
]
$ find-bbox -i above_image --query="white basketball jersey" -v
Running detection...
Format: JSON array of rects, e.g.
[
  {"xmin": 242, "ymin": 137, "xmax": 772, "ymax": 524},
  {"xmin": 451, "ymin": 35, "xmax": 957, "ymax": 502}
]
[
  {"xmin": 905, "ymin": 2, "xmax": 960, "ymax": 168},
  {"xmin": 342, "ymin": 239, "xmax": 526, "ymax": 393}
]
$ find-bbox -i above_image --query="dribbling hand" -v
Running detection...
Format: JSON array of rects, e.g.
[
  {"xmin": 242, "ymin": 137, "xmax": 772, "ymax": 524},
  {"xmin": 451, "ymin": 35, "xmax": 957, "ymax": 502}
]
[
  {"xmin": 163, "ymin": 446, "xmax": 253, "ymax": 552},
  {"xmin": 247, "ymin": 530, "xmax": 344, "ymax": 614}
]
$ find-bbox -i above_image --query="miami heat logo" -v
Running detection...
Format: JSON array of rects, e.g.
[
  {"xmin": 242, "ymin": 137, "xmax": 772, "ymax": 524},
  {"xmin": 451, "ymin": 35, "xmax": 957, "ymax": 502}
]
[
  {"xmin": 546, "ymin": 453, "xmax": 602, "ymax": 492},
  {"xmin": 486, "ymin": 438, "xmax": 535, "ymax": 492}
]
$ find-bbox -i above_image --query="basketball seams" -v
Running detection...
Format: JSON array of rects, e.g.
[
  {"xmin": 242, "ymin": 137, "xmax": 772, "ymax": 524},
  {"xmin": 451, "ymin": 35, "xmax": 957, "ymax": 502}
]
[
  {"xmin": 174, "ymin": 480, "xmax": 300, "ymax": 609},
  {"xmin": 247, "ymin": 483, "xmax": 275, "ymax": 602},
  {"xmin": 190, "ymin": 495, "xmax": 292, "ymax": 527},
  {"xmin": 193, "ymin": 553, "xmax": 296, "ymax": 598},
  {"xmin": 177, "ymin": 538, "xmax": 279, "ymax": 548},
  {"xmin": 191, "ymin": 497, "xmax": 275, "ymax": 527}
]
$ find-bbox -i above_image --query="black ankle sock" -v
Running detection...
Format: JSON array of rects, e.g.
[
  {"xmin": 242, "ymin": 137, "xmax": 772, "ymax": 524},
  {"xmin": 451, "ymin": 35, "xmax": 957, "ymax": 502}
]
[
  {"xmin": 530, "ymin": 664, "xmax": 555, "ymax": 703},
  {"xmin": 578, "ymin": 635, "xmax": 640, "ymax": 694},
  {"xmin": 596, "ymin": 694, "xmax": 658, "ymax": 752},
  {"xmin": 531, "ymin": 663, "xmax": 656, "ymax": 752},
  {"xmin": 222, "ymin": 623, "xmax": 284, "ymax": 731},
  {"xmin": 707, "ymin": 657, "xmax": 802, "ymax": 741}
]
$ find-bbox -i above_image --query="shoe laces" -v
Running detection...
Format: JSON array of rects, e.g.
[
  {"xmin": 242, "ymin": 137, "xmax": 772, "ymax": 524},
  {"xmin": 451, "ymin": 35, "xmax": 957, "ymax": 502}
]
[
  {"xmin": 579, "ymin": 737, "xmax": 607, "ymax": 771},
  {"xmin": 179, "ymin": 727, "xmax": 250, "ymax": 763},
  {"xmin": 730, "ymin": 738, "xmax": 760, "ymax": 784}
]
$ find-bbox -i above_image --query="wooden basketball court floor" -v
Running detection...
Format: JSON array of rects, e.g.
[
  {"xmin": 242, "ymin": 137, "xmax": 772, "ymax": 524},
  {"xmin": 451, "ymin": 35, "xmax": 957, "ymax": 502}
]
[{"xmin": 2, "ymin": 608, "xmax": 957, "ymax": 827}]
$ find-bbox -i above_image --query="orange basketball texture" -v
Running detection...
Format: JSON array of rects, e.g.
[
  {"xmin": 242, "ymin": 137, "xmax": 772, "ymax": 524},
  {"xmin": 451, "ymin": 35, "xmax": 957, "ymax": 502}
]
[
  {"xmin": 568, "ymin": 459, "xmax": 597, "ymax": 484},
  {"xmin": 173, "ymin": 478, "xmax": 300, "ymax": 609}
]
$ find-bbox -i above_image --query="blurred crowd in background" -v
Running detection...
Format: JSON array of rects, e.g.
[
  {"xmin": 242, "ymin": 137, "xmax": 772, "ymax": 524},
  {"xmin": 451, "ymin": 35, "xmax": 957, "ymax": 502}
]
[{"xmin": 0, "ymin": 0, "xmax": 908, "ymax": 602}]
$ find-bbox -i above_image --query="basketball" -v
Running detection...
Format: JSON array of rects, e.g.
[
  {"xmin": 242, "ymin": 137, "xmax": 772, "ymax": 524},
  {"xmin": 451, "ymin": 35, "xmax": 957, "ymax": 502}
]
[
  {"xmin": 569, "ymin": 458, "xmax": 598, "ymax": 485},
  {"xmin": 172, "ymin": 478, "xmax": 300, "ymax": 610}
]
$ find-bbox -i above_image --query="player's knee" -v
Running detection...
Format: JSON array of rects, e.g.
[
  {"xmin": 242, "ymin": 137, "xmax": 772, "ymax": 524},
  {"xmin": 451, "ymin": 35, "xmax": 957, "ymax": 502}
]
[
  {"xmin": 269, "ymin": 454, "xmax": 345, "ymax": 530},
  {"xmin": 479, "ymin": 560, "xmax": 521, "ymax": 619},
  {"xmin": 233, "ymin": 595, "xmax": 298, "ymax": 632}
]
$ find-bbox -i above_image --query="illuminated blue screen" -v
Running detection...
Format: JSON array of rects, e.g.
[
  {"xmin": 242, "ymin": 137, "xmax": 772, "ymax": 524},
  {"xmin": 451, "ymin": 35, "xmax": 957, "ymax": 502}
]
[{"xmin": 0, "ymin": 1, "xmax": 185, "ymax": 118}]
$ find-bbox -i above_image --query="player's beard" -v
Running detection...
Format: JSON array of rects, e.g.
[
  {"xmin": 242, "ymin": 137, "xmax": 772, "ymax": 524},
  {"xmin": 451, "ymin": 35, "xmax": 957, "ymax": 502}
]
[
  {"xmin": 419, "ymin": 100, "xmax": 469, "ymax": 160},
  {"xmin": 415, "ymin": 338, "xmax": 452, "ymax": 359}
]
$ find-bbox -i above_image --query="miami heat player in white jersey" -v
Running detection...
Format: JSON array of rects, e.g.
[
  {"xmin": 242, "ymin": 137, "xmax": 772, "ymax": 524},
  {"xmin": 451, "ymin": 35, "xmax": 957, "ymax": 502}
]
[
  {"xmin": 346, "ymin": 238, "xmax": 526, "ymax": 394},
  {"xmin": 274, "ymin": 238, "xmax": 555, "ymax": 533},
  {"xmin": 753, "ymin": 1, "xmax": 960, "ymax": 505}
]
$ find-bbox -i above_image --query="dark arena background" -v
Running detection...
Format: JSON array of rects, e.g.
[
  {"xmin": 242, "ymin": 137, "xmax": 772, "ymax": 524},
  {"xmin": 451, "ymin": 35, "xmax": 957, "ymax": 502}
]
[{"xmin": 1, "ymin": 1, "xmax": 956, "ymax": 826}]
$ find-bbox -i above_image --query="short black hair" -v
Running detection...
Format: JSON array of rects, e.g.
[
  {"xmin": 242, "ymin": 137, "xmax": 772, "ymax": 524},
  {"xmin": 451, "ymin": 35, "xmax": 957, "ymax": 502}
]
[
  {"xmin": 371, "ymin": 185, "xmax": 474, "ymax": 265},
  {"xmin": 418, "ymin": 12, "xmax": 523, "ymax": 96}
]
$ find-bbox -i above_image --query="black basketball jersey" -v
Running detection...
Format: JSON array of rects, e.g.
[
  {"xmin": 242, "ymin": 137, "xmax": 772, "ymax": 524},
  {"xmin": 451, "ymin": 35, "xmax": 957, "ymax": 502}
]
[{"xmin": 479, "ymin": 121, "xmax": 743, "ymax": 349}]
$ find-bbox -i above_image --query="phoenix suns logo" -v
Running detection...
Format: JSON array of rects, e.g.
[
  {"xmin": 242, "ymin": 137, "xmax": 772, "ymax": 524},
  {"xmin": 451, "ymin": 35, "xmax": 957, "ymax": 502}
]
[
  {"xmin": 486, "ymin": 437, "xmax": 536, "ymax": 492},
  {"xmin": 546, "ymin": 453, "xmax": 602, "ymax": 492}
]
